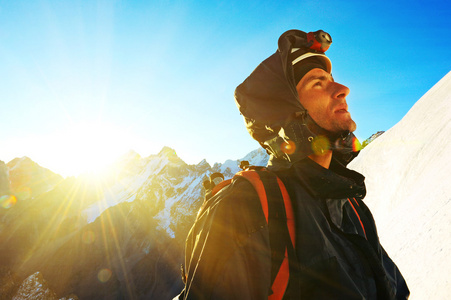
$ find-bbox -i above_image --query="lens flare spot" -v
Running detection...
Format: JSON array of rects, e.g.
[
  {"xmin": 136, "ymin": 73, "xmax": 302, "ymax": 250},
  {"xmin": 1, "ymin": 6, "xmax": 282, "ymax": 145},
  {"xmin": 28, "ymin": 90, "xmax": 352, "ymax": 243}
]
[
  {"xmin": 281, "ymin": 140, "xmax": 296, "ymax": 155},
  {"xmin": 352, "ymin": 137, "xmax": 363, "ymax": 151},
  {"xmin": 82, "ymin": 230, "xmax": 96, "ymax": 244},
  {"xmin": 311, "ymin": 135, "xmax": 330, "ymax": 155},
  {"xmin": 0, "ymin": 195, "xmax": 17, "ymax": 209},
  {"xmin": 98, "ymin": 268, "xmax": 112, "ymax": 283}
]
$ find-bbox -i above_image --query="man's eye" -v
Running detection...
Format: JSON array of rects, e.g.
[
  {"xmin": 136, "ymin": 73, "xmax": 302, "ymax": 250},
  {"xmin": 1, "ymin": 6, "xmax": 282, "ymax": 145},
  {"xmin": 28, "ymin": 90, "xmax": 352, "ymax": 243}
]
[{"xmin": 314, "ymin": 81, "xmax": 322, "ymax": 87}]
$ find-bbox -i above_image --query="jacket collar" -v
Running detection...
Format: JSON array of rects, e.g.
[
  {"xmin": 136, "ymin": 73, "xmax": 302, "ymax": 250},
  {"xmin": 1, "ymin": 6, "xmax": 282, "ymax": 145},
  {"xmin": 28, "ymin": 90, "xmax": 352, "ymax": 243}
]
[{"xmin": 269, "ymin": 156, "xmax": 366, "ymax": 200}]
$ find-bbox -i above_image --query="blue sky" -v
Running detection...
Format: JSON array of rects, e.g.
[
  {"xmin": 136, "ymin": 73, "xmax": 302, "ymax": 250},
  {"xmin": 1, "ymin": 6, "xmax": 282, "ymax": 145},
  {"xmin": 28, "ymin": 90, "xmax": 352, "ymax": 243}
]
[{"xmin": 1, "ymin": 0, "xmax": 450, "ymax": 176}]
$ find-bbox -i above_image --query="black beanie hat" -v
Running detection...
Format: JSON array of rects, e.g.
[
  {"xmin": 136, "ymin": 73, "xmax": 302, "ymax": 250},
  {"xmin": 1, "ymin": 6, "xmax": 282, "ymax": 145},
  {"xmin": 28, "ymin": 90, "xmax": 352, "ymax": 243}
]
[{"xmin": 293, "ymin": 56, "xmax": 328, "ymax": 85}]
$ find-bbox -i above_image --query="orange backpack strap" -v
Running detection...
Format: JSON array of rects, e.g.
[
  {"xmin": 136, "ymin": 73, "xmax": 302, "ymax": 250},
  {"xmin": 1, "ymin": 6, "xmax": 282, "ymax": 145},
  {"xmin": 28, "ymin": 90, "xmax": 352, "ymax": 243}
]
[{"xmin": 233, "ymin": 169, "xmax": 295, "ymax": 300}]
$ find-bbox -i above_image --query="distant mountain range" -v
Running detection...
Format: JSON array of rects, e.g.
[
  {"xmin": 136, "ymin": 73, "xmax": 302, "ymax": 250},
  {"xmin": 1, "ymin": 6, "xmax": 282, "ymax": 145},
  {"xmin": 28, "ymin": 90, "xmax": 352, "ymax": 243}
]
[{"xmin": 0, "ymin": 147, "xmax": 269, "ymax": 299}]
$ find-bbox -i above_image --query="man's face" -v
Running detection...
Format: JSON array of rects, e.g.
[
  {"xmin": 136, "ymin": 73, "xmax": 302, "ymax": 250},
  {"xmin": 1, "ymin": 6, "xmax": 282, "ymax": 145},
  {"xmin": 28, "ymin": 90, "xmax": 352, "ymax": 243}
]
[{"xmin": 296, "ymin": 68, "xmax": 356, "ymax": 133}]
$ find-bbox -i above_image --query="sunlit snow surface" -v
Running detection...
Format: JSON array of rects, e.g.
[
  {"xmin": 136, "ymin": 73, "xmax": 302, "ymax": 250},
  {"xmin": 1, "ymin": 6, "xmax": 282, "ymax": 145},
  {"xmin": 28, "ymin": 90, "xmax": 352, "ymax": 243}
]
[{"xmin": 349, "ymin": 71, "xmax": 451, "ymax": 299}]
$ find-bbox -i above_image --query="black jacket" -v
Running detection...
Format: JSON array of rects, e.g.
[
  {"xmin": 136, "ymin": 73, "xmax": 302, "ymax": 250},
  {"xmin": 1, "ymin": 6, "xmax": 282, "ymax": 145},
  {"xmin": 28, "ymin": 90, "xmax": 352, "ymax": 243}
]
[{"xmin": 175, "ymin": 157, "xmax": 409, "ymax": 299}]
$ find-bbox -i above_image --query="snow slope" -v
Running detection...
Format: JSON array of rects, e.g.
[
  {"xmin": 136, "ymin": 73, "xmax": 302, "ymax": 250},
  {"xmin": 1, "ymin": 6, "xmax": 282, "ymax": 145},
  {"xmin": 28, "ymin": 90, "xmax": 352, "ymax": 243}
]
[{"xmin": 349, "ymin": 71, "xmax": 451, "ymax": 299}]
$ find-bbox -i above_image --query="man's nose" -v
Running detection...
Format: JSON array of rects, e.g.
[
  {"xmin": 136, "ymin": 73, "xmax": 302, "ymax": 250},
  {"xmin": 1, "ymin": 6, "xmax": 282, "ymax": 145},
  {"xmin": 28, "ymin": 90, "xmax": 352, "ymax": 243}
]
[{"xmin": 333, "ymin": 82, "xmax": 350, "ymax": 100}]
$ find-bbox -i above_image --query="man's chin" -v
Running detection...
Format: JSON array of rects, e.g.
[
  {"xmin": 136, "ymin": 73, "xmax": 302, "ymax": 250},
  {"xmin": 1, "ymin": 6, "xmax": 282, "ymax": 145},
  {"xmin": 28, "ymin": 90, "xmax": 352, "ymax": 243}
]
[
  {"xmin": 347, "ymin": 121, "xmax": 357, "ymax": 133},
  {"xmin": 330, "ymin": 120, "xmax": 356, "ymax": 135},
  {"xmin": 341, "ymin": 118, "xmax": 357, "ymax": 133}
]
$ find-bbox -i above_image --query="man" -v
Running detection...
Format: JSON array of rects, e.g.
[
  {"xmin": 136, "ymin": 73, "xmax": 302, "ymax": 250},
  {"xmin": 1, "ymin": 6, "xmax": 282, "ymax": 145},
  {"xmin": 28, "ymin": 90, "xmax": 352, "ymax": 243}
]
[{"xmin": 175, "ymin": 29, "xmax": 409, "ymax": 299}]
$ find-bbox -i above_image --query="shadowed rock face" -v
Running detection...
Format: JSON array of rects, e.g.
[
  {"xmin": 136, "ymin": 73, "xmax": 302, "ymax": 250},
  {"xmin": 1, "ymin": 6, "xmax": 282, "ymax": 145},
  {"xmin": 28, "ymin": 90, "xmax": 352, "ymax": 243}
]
[{"xmin": 0, "ymin": 267, "xmax": 20, "ymax": 299}]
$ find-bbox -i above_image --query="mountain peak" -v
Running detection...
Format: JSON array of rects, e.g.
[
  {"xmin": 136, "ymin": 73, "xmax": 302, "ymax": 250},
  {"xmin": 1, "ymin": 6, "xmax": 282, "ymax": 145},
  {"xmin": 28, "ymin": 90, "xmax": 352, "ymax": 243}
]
[
  {"xmin": 158, "ymin": 146, "xmax": 179, "ymax": 159},
  {"xmin": 7, "ymin": 156, "xmax": 33, "ymax": 169},
  {"xmin": 159, "ymin": 146, "xmax": 175, "ymax": 154},
  {"xmin": 123, "ymin": 149, "xmax": 141, "ymax": 160},
  {"xmin": 196, "ymin": 159, "xmax": 211, "ymax": 169}
]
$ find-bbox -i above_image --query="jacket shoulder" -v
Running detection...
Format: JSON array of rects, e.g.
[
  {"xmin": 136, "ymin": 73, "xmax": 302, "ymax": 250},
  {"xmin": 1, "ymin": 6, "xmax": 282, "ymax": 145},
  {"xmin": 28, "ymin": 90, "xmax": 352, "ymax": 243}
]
[
  {"xmin": 183, "ymin": 178, "xmax": 271, "ymax": 298},
  {"xmin": 194, "ymin": 177, "xmax": 267, "ymax": 240}
]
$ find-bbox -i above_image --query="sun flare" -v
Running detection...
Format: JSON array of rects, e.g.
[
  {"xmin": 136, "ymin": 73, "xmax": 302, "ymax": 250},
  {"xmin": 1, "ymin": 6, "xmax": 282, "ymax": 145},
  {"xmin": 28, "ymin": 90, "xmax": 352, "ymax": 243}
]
[{"xmin": 41, "ymin": 121, "xmax": 135, "ymax": 177}]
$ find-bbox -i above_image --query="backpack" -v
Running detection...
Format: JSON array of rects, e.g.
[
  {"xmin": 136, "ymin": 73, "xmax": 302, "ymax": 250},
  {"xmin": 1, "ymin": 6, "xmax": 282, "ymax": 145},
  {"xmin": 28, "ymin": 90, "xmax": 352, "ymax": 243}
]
[{"xmin": 180, "ymin": 162, "xmax": 297, "ymax": 300}]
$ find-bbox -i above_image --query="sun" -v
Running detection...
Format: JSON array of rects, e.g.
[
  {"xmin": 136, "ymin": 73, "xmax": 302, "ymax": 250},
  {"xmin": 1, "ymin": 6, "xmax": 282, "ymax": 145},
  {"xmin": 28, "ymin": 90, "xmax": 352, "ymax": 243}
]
[{"xmin": 42, "ymin": 121, "xmax": 136, "ymax": 177}]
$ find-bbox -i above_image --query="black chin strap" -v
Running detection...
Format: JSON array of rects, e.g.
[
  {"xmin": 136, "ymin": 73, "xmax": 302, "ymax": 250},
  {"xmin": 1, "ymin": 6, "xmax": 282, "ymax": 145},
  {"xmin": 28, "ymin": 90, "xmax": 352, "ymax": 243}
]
[{"xmin": 263, "ymin": 113, "xmax": 359, "ymax": 166}]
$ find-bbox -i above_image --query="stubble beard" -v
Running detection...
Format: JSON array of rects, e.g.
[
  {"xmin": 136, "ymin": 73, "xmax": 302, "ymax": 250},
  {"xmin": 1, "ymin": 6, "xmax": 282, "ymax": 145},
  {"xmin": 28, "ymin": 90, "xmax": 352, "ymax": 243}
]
[{"xmin": 329, "ymin": 115, "xmax": 357, "ymax": 135}]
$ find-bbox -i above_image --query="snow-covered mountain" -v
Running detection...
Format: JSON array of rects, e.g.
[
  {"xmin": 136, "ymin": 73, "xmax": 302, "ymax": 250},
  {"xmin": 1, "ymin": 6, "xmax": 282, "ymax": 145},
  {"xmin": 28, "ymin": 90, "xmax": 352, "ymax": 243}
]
[
  {"xmin": 82, "ymin": 146, "xmax": 269, "ymax": 237},
  {"xmin": 349, "ymin": 71, "xmax": 451, "ymax": 299},
  {"xmin": 0, "ymin": 146, "xmax": 269, "ymax": 299}
]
